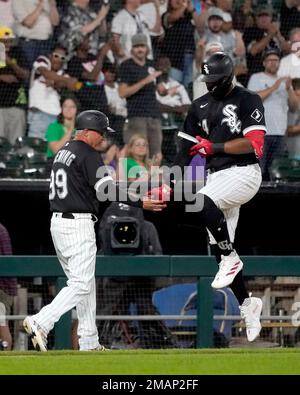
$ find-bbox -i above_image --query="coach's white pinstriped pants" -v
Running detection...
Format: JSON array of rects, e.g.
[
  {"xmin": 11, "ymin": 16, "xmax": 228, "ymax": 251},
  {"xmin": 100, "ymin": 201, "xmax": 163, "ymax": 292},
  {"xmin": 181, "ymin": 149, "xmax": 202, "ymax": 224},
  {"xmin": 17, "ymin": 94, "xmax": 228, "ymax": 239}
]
[
  {"xmin": 198, "ymin": 163, "xmax": 262, "ymax": 243},
  {"xmin": 32, "ymin": 214, "xmax": 99, "ymax": 351}
]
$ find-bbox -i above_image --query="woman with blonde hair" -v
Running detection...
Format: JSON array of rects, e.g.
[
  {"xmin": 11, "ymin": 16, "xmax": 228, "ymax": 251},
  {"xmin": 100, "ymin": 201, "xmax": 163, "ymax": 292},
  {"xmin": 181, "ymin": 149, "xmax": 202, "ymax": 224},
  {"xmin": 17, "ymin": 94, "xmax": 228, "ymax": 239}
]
[{"xmin": 121, "ymin": 134, "xmax": 161, "ymax": 182}]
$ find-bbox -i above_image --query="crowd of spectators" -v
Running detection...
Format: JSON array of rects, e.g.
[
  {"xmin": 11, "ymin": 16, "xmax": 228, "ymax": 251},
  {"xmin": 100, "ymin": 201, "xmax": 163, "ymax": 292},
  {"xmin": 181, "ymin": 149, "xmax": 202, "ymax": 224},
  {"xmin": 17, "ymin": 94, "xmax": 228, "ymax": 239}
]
[{"xmin": 0, "ymin": 0, "xmax": 300, "ymax": 180}]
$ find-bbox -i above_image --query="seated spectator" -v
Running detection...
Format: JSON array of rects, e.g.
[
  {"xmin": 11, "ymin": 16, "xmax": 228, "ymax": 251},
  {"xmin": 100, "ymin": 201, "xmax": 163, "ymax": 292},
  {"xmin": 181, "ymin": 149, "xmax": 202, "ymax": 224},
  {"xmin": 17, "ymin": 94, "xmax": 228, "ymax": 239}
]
[
  {"xmin": 278, "ymin": 28, "xmax": 300, "ymax": 79},
  {"xmin": 0, "ymin": 0, "xmax": 15, "ymax": 28},
  {"xmin": 102, "ymin": 62, "xmax": 127, "ymax": 146},
  {"xmin": 111, "ymin": 0, "xmax": 161, "ymax": 63},
  {"xmin": 46, "ymin": 95, "xmax": 80, "ymax": 159},
  {"xmin": 12, "ymin": 0, "xmax": 60, "ymax": 68},
  {"xmin": 120, "ymin": 133, "xmax": 161, "ymax": 182},
  {"xmin": 58, "ymin": 0, "xmax": 109, "ymax": 60},
  {"xmin": 248, "ymin": 47, "xmax": 299, "ymax": 181},
  {"xmin": 156, "ymin": 56, "xmax": 191, "ymax": 118},
  {"xmin": 287, "ymin": 79, "xmax": 300, "ymax": 160},
  {"xmin": 243, "ymin": 4, "xmax": 289, "ymax": 80},
  {"xmin": 0, "ymin": 222, "xmax": 17, "ymax": 350},
  {"xmin": 28, "ymin": 45, "xmax": 79, "ymax": 140},
  {"xmin": 0, "ymin": 26, "xmax": 29, "ymax": 144}
]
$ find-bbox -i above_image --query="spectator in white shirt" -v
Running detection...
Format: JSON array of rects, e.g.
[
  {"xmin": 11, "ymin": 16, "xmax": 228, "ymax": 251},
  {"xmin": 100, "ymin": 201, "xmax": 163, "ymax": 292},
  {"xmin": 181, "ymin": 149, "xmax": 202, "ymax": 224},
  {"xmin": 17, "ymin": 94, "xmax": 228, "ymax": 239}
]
[
  {"xmin": 103, "ymin": 61, "xmax": 127, "ymax": 146},
  {"xmin": 28, "ymin": 46, "xmax": 79, "ymax": 140},
  {"xmin": 248, "ymin": 47, "xmax": 299, "ymax": 180},
  {"xmin": 12, "ymin": 0, "xmax": 60, "ymax": 67},
  {"xmin": 156, "ymin": 56, "xmax": 191, "ymax": 115},
  {"xmin": 111, "ymin": 0, "xmax": 162, "ymax": 63},
  {"xmin": 0, "ymin": 0, "xmax": 15, "ymax": 29},
  {"xmin": 278, "ymin": 28, "xmax": 300, "ymax": 79}
]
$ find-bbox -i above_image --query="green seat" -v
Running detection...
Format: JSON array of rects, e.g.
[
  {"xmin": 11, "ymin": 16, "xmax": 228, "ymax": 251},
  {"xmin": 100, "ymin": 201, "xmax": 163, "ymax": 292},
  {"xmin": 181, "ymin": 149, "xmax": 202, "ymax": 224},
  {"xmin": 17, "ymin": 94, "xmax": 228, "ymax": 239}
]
[
  {"xmin": 0, "ymin": 137, "xmax": 12, "ymax": 153},
  {"xmin": 270, "ymin": 158, "xmax": 300, "ymax": 181},
  {"xmin": 14, "ymin": 136, "xmax": 47, "ymax": 153}
]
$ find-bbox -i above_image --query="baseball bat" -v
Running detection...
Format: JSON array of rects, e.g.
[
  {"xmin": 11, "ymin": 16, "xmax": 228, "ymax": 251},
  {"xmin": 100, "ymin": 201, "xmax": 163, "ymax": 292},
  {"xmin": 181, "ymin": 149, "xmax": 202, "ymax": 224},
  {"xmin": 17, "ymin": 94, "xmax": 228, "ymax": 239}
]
[
  {"xmin": 177, "ymin": 131, "xmax": 199, "ymax": 144},
  {"xmin": 177, "ymin": 131, "xmax": 207, "ymax": 155}
]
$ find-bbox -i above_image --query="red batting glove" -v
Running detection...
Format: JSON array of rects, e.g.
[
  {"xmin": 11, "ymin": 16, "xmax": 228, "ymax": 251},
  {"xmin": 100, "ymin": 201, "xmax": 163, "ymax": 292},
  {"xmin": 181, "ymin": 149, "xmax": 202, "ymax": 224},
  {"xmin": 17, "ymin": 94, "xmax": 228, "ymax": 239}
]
[
  {"xmin": 190, "ymin": 136, "xmax": 214, "ymax": 157},
  {"xmin": 146, "ymin": 184, "xmax": 173, "ymax": 201}
]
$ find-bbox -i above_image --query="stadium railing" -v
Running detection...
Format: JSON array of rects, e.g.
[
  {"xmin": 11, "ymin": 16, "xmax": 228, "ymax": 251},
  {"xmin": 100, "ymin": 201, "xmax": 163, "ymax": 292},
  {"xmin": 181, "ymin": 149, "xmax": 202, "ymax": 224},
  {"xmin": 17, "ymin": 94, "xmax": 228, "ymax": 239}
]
[{"xmin": 1, "ymin": 255, "xmax": 300, "ymax": 349}]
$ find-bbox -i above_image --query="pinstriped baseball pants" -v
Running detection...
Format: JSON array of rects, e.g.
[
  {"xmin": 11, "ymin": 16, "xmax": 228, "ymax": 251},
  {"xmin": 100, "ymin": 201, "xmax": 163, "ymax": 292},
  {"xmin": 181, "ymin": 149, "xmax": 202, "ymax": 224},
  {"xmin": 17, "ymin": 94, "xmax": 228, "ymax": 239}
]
[
  {"xmin": 198, "ymin": 164, "xmax": 262, "ymax": 244},
  {"xmin": 32, "ymin": 215, "xmax": 99, "ymax": 351}
]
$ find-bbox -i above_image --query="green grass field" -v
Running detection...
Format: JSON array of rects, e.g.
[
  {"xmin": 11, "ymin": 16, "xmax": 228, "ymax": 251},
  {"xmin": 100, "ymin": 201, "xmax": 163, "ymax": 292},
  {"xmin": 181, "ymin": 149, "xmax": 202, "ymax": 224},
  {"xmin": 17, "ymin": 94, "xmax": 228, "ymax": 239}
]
[{"xmin": 0, "ymin": 349, "xmax": 300, "ymax": 375}]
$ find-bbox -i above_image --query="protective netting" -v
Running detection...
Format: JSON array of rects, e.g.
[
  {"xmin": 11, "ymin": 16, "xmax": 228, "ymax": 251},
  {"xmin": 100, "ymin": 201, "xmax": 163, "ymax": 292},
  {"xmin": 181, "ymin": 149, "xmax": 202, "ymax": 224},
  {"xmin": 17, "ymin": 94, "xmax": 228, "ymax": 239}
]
[
  {"xmin": 1, "ymin": 275, "xmax": 300, "ymax": 350},
  {"xmin": 0, "ymin": 1, "xmax": 299, "ymax": 180}
]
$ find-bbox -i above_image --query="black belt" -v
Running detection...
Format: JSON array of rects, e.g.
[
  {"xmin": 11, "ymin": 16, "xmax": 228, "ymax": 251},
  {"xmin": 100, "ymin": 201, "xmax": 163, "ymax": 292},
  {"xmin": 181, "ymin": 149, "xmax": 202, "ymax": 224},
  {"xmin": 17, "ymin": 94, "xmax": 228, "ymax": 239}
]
[
  {"xmin": 208, "ymin": 163, "xmax": 253, "ymax": 174},
  {"xmin": 62, "ymin": 213, "xmax": 75, "ymax": 219}
]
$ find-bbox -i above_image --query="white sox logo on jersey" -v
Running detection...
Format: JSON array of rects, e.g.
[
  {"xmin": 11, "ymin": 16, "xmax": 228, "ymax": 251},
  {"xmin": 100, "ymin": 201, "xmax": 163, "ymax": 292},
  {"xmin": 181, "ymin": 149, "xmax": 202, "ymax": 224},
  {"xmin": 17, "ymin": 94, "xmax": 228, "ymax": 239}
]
[
  {"xmin": 221, "ymin": 104, "xmax": 241, "ymax": 134},
  {"xmin": 203, "ymin": 64, "xmax": 209, "ymax": 74}
]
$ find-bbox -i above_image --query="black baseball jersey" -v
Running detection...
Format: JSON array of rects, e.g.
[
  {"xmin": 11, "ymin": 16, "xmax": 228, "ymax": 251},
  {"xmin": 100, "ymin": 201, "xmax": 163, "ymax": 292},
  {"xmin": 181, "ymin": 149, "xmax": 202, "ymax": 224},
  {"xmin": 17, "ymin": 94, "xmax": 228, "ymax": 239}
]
[
  {"xmin": 174, "ymin": 85, "xmax": 266, "ymax": 172},
  {"xmin": 49, "ymin": 140, "xmax": 142, "ymax": 214},
  {"xmin": 49, "ymin": 140, "xmax": 109, "ymax": 215}
]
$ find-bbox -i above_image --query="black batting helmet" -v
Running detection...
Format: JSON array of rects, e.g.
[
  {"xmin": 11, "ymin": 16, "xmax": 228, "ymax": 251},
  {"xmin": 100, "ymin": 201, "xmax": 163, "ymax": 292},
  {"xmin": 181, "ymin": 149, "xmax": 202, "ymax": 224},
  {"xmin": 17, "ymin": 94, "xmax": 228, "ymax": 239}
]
[
  {"xmin": 201, "ymin": 53, "xmax": 234, "ymax": 99},
  {"xmin": 75, "ymin": 110, "xmax": 116, "ymax": 134}
]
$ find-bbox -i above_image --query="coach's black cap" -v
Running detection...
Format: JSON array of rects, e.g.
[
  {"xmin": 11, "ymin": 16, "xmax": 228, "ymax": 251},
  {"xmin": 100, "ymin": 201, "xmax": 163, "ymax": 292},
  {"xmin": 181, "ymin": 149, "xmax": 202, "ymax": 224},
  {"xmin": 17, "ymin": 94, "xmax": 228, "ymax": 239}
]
[{"xmin": 75, "ymin": 110, "xmax": 116, "ymax": 134}]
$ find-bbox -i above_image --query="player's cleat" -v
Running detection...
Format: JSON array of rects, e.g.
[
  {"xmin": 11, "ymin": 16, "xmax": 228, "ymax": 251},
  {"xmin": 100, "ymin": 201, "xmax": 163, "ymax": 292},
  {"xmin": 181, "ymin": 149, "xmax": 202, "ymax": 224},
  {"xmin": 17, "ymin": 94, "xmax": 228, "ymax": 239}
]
[
  {"xmin": 82, "ymin": 345, "xmax": 108, "ymax": 351},
  {"xmin": 211, "ymin": 251, "xmax": 243, "ymax": 288},
  {"xmin": 91, "ymin": 345, "xmax": 108, "ymax": 351},
  {"xmin": 240, "ymin": 297, "xmax": 263, "ymax": 342},
  {"xmin": 23, "ymin": 316, "xmax": 47, "ymax": 352}
]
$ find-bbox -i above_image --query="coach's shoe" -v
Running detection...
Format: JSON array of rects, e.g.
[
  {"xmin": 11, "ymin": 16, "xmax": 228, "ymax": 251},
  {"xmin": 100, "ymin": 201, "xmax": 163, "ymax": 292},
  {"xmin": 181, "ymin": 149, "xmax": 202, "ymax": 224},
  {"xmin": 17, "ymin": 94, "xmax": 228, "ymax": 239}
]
[
  {"xmin": 90, "ymin": 345, "xmax": 108, "ymax": 351},
  {"xmin": 23, "ymin": 316, "xmax": 47, "ymax": 352},
  {"xmin": 240, "ymin": 297, "xmax": 263, "ymax": 342},
  {"xmin": 211, "ymin": 251, "xmax": 243, "ymax": 289}
]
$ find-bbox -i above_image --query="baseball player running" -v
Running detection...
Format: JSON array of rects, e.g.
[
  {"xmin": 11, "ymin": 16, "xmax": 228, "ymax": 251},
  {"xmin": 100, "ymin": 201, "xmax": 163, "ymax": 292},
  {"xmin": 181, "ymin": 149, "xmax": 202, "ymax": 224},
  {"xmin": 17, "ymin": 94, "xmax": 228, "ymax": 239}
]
[
  {"xmin": 23, "ymin": 110, "xmax": 166, "ymax": 351},
  {"xmin": 151, "ymin": 53, "xmax": 266, "ymax": 342}
]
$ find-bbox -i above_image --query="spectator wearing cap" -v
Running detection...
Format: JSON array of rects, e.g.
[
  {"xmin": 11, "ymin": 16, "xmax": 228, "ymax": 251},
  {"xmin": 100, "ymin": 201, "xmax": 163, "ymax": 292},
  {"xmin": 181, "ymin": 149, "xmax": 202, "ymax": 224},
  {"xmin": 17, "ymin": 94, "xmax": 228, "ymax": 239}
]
[
  {"xmin": 118, "ymin": 33, "xmax": 163, "ymax": 158},
  {"xmin": 243, "ymin": 4, "xmax": 289, "ymax": 78},
  {"xmin": 0, "ymin": 26, "xmax": 29, "ymax": 144},
  {"xmin": 12, "ymin": 0, "xmax": 60, "ymax": 68},
  {"xmin": 58, "ymin": 0, "xmax": 109, "ymax": 61},
  {"xmin": 278, "ymin": 28, "xmax": 300, "ymax": 80},
  {"xmin": 248, "ymin": 47, "xmax": 299, "ymax": 181},
  {"xmin": 111, "ymin": 0, "xmax": 161, "ymax": 64},
  {"xmin": 198, "ymin": 7, "xmax": 245, "ymax": 65},
  {"xmin": 280, "ymin": 0, "xmax": 300, "ymax": 40},
  {"xmin": 28, "ymin": 46, "xmax": 80, "ymax": 140}
]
